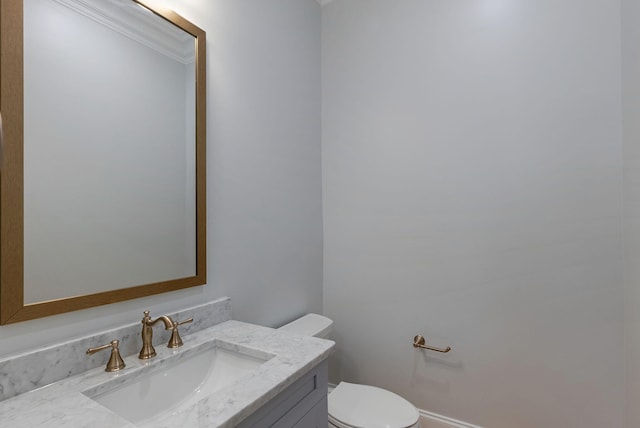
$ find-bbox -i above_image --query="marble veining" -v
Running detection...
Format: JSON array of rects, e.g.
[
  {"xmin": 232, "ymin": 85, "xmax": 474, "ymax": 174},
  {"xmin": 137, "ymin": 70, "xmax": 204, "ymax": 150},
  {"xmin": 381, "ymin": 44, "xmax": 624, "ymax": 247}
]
[
  {"xmin": 0, "ymin": 297, "xmax": 231, "ymax": 402},
  {"xmin": 0, "ymin": 319, "xmax": 334, "ymax": 428}
]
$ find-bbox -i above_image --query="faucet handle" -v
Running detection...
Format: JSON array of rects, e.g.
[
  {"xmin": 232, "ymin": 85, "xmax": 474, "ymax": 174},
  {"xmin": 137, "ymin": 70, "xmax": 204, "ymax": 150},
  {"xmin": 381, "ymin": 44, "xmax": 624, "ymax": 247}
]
[
  {"xmin": 87, "ymin": 340, "xmax": 126, "ymax": 372},
  {"xmin": 167, "ymin": 317, "xmax": 194, "ymax": 348}
]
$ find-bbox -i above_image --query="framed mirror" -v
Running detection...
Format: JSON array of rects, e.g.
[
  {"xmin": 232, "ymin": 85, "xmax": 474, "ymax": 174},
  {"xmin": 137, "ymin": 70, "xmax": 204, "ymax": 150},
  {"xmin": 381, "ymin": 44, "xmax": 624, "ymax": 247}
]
[{"xmin": 0, "ymin": 0, "xmax": 206, "ymax": 324}]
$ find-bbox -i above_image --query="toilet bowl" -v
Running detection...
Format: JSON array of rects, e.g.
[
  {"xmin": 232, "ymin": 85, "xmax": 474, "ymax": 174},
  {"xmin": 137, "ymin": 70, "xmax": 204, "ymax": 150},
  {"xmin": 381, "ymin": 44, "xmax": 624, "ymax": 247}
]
[{"xmin": 278, "ymin": 314, "xmax": 421, "ymax": 428}]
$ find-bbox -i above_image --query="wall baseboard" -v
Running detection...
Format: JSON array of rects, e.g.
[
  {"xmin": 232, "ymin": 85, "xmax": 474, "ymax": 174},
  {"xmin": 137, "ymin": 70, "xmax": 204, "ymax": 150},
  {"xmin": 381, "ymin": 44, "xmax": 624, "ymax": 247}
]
[{"xmin": 419, "ymin": 409, "xmax": 482, "ymax": 428}]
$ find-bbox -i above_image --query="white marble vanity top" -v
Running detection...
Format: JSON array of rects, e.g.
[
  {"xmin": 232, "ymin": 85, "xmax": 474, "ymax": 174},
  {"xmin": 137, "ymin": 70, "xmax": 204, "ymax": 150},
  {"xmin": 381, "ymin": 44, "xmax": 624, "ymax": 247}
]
[{"xmin": 0, "ymin": 320, "xmax": 334, "ymax": 428}]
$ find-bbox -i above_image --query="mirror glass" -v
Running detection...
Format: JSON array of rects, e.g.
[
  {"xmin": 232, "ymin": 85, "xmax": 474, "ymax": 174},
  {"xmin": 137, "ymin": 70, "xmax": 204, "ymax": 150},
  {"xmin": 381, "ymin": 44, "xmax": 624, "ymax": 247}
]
[
  {"xmin": 0, "ymin": 0, "xmax": 206, "ymax": 323},
  {"xmin": 23, "ymin": 0, "xmax": 197, "ymax": 304}
]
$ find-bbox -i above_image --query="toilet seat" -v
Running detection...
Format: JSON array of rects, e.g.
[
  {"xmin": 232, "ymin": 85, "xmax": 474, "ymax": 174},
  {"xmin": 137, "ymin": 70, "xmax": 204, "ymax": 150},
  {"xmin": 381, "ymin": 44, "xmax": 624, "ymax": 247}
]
[{"xmin": 328, "ymin": 382, "xmax": 420, "ymax": 428}]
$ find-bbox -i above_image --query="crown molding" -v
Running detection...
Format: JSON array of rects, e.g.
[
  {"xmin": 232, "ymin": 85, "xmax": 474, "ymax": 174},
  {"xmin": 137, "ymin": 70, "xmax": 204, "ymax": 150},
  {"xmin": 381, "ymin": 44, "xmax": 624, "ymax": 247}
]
[{"xmin": 52, "ymin": 0, "xmax": 195, "ymax": 64}]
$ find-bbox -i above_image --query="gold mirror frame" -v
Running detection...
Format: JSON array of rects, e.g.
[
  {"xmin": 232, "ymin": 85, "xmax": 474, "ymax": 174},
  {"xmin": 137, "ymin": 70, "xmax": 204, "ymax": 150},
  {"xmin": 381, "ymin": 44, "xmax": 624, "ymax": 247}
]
[{"xmin": 0, "ymin": 0, "xmax": 206, "ymax": 324}]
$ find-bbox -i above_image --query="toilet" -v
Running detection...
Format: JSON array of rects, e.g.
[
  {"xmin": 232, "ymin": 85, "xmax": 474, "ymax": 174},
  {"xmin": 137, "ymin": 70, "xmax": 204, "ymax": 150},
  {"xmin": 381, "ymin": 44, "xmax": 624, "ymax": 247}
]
[{"xmin": 278, "ymin": 314, "xmax": 421, "ymax": 428}]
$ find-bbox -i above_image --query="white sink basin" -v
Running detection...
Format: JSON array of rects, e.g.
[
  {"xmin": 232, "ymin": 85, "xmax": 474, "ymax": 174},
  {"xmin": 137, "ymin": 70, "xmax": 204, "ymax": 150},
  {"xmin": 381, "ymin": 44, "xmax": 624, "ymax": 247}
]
[{"xmin": 84, "ymin": 342, "xmax": 271, "ymax": 426}]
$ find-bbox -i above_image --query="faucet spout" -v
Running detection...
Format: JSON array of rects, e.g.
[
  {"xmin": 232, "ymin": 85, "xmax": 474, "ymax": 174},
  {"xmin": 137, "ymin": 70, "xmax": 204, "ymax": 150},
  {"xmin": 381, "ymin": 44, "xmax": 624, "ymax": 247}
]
[{"xmin": 138, "ymin": 311, "xmax": 173, "ymax": 360}]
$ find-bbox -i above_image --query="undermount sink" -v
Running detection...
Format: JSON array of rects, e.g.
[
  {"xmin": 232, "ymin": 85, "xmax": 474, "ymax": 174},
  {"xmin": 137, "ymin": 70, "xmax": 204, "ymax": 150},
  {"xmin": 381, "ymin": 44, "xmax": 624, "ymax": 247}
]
[{"xmin": 84, "ymin": 342, "xmax": 272, "ymax": 426}]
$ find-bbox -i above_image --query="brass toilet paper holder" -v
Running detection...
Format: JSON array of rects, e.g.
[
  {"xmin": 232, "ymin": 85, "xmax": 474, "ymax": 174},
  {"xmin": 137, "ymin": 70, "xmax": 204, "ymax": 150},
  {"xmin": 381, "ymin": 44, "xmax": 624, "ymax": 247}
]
[{"xmin": 413, "ymin": 335, "xmax": 451, "ymax": 353}]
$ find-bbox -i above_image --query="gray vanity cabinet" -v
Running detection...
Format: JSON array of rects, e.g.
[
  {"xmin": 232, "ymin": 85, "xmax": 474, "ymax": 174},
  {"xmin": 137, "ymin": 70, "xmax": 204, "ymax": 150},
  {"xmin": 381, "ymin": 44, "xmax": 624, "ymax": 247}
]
[
  {"xmin": 237, "ymin": 360, "xmax": 329, "ymax": 428},
  {"xmin": 291, "ymin": 397, "xmax": 328, "ymax": 428}
]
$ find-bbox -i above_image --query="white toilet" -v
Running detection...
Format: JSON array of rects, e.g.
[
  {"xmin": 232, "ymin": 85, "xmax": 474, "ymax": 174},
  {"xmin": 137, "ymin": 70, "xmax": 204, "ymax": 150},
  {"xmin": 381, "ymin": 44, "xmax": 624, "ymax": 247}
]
[{"xmin": 278, "ymin": 314, "xmax": 421, "ymax": 428}]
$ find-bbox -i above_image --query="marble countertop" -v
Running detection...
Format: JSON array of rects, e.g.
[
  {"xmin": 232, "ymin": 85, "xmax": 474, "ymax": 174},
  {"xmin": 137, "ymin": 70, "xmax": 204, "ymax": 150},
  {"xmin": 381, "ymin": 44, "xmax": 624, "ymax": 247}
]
[{"xmin": 0, "ymin": 320, "xmax": 334, "ymax": 428}]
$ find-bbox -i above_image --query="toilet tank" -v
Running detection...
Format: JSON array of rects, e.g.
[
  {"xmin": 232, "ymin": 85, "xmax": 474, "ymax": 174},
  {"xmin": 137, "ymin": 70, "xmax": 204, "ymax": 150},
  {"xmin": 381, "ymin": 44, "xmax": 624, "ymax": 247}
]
[{"xmin": 278, "ymin": 314, "xmax": 333, "ymax": 338}]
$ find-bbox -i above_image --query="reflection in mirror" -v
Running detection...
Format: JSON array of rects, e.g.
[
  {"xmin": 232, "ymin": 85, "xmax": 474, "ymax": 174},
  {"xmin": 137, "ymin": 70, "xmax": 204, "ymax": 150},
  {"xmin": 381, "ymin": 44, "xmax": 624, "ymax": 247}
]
[
  {"xmin": 24, "ymin": 0, "xmax": 197, "ymax": 303},
  {"xmin": 0, "ymin": 0, "xmax": 206, "ymax": 323}
]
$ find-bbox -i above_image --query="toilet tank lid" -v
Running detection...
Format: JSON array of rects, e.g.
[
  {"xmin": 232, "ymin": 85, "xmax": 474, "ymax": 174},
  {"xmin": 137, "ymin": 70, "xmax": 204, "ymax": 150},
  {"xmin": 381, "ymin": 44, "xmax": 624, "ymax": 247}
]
[{"xmin": 278, "ymin": 314, "xmax": 333, "ymax": 338}]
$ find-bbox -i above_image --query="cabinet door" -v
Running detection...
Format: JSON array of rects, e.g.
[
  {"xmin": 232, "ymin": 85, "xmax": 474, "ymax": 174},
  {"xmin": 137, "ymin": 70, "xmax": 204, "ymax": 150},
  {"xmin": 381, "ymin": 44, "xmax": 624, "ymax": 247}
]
[
  {"xmin": 291, "ymin": 397, "xmax": 328, "ymax": 428},
  {"xmin": 236, "ymin": 360, "xmax": 329, "ymax": 428}
]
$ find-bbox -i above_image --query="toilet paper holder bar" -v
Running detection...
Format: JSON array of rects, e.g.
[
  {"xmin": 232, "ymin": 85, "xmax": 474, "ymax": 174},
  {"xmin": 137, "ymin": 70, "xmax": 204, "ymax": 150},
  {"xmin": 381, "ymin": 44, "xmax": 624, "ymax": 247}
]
[{"xmin": 413, "ymin": 335, "xmax": 451, "ymax": 353}]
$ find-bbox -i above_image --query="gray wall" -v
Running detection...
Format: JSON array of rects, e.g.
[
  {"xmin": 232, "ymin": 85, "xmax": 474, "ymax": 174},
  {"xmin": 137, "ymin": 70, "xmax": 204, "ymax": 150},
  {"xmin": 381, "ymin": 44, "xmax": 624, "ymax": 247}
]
[
  {"xmin": 200, "ymin": 0, "xmax": 323, "ymax": 327},
  {"xmin": 0, "ymin": 0, "xmax": 322, "ymax": 358},
  {"xmin": 322, "ymin": 1, "xmax": 624, "ymax": 427},
  {"xmin": 623, "ymin": 0, "xmax": 640, "ymax": 426}
]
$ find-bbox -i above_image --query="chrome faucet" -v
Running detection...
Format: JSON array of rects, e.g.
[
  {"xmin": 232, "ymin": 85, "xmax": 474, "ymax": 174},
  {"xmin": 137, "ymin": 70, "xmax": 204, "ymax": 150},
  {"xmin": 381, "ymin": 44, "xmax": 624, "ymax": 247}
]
[{"xmin": 138, "ymin": 311, "xmax": 193, "ymax": 359}]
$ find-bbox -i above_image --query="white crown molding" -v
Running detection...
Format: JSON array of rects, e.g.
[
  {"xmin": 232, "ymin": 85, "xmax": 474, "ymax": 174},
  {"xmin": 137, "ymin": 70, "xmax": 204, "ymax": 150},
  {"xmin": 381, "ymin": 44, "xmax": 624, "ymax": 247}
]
[{"xmin": 52, "ymin": 0, "xmax": 195, "ymax": 64}]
